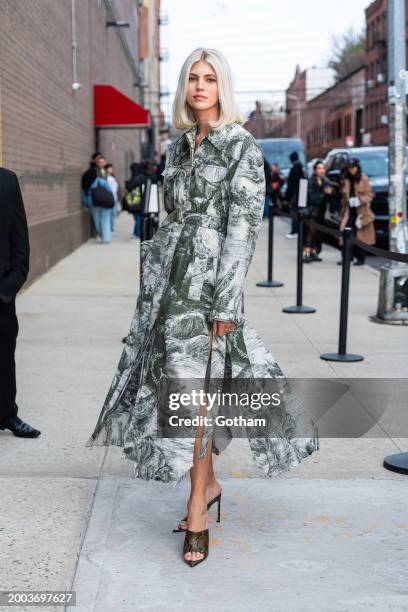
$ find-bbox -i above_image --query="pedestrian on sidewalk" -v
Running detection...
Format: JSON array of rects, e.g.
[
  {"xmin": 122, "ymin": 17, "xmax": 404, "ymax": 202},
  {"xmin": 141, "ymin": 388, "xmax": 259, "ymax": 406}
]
[
  {"xmin": 105, "ymin": 163, "xmax": 120, "ymax": 235},
  {"xmin": 303, "ymin": 160, "xmax": 332, "ymax": 263},
  {"xmin": 338, "ymin": 158, "xmax": 375, "ymax": 266},
  {"xmin": 263, "ymin": 157, "xmax": 273, "ymax": 217},
  {"xmin": 0, "ymin": 168, "xmax": 41, "ymax": 438},
  {"xmin": 285, "ymin": 151, "xmax": 305, "ymax": 239},
  {"xmin": 90, "ymin": 155, "xmax": 115, "ymax": 244},
  {"xmin": 86, "ymin": 47, "xmax": 319, "ymax": 569},
  {"xmin": 124, "ymin": 162, "xmax": 145, "ymax": 239},
  {"xmin": 81, "ymin": 152, "xmax": 101, "ymax": 237},
  {"xmin": 270, "ymin": 162, "xmax": 284, "ymax": 209}
]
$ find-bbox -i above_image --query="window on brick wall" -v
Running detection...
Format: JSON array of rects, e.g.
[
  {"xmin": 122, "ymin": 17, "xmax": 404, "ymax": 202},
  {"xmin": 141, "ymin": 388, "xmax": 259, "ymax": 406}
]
[
  {"xmin": 345, "ymin": 114, "xmax": 351, "ymax": 136},
  {"xmin": 336, "ymin": 117, "xmax": 342, "ymax": 139}
]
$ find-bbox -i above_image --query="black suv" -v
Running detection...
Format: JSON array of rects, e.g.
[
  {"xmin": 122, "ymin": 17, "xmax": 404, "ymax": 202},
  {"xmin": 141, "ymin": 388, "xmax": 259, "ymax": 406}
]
[{"xmin": 323, "ymin": 146, "xmax": 408, "ymax": 247}]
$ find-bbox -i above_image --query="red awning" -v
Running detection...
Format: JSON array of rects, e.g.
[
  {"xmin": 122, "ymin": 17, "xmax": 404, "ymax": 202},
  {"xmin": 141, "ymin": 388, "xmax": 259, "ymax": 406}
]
[{"xmin": 94, "ymin": 85, "xmax": 150, "ymax": 128}]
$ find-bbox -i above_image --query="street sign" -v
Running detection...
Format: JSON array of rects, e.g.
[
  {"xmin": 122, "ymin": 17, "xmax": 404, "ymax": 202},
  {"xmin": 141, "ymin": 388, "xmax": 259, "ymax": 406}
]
[{"xmin": 298, "ymin": 178, "xmax": 308, "ymax": 208}]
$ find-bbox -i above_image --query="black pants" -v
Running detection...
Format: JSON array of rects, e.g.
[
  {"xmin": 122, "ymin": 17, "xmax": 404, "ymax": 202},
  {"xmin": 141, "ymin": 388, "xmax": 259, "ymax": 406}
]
[
  {"xmin": 289, "ymin": 196, "xmax": 299, "ymax": 234},
  {"xmin": 352, "ymin": 243, "xmax": 365, "ymax": 263},
  {"xmin": 0, "ymin": 298, "xmax": 19, "ymax": 424}
]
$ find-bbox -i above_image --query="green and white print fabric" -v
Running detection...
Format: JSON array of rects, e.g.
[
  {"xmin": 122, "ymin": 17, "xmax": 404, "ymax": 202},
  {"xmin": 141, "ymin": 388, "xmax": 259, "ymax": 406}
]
[{"xmin": 86, "ymin": 122, "xmax": 319, "ymax": 482}]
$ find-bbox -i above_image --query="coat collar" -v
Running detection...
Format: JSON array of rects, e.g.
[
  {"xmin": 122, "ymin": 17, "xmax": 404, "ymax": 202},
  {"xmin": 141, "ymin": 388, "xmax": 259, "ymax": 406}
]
[{"xmin": 181, "ymin": 122, "xmax": 237, "ymax": 152}]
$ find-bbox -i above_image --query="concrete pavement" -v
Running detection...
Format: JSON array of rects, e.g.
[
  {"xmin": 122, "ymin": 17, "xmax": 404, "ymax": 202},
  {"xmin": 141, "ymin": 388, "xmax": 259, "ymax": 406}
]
[{"xmin": 0, "ymin": 212, "xmax": 407, "ymax": 612}]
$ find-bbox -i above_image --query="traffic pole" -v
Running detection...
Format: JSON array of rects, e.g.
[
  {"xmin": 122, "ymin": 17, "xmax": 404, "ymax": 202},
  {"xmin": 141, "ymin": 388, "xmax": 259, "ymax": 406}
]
[{"xmin": 382, "ymin": 0, "xmax": 408, "ymax": 474}]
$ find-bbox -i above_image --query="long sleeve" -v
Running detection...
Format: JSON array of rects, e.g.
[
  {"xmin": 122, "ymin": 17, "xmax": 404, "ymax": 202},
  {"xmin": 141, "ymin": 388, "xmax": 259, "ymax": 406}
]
[
  {"xmin": 0, "ymin": 173, "xmax": 30, "ymax": 300},
  {"xmin": 209, "ymin": 138, "xmax": 265, "ymax": 325},
  {"xmin": 357, "ymin": 175, "xmax": 374, "ymax": 206}
]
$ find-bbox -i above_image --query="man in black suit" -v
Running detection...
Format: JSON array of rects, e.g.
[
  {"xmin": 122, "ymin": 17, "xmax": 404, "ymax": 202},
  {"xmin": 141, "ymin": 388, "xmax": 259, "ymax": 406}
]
[{"xmin": 0, "ymin": 167, "xmax": 41, "ymax": 437}]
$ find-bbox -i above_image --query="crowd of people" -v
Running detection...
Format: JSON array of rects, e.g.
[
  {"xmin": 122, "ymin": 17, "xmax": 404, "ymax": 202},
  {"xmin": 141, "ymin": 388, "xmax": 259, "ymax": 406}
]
[
  {"xmin": 80, "ymin": 153, "xmax": 166, "ymax": 243},
  {"xmin": 81, "ymin": 153, "xmax": 120, "ymax": 244},
  {"xmin": 81, "ymin": 147, "xmax": 375, "ymax": 268},
  {"xmin": 263, "ymin": 153, "xmax": 376, "ymax": 266}
]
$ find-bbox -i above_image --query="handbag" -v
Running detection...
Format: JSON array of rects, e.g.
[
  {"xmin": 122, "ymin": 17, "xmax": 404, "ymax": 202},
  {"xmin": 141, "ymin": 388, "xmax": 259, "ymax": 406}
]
[
  {"xmin": 91, "ymin": 184, "xmax": 115, "ymax": 209},
  {"xmin": 125, "ymin": 186, "xmax": 143, "ymax": 213},
  {"xmin": 356, "ymin": 207, "xmax": 375, "ymax": 228}
]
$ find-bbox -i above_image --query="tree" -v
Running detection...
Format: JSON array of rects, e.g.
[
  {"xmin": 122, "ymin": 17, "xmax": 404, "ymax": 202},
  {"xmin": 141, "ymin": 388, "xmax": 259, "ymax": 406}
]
[{"xmin": 328, "ymin": 28, "xmax": 366, "ymax": 81}]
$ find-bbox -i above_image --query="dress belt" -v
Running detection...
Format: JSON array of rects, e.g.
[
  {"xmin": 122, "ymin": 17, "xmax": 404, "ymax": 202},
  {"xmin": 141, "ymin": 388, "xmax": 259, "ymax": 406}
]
[{"xmin": 166, "ymin": 208, "xmax": 227, "ymax": 234}]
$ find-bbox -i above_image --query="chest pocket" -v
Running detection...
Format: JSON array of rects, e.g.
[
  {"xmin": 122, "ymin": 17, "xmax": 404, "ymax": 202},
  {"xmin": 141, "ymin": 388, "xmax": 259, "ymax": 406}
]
[
  {"xmin": 197, "ymin": 164, "xmax": 228, "ymax": 205},
  {"xmin": 200, "ymin": 165, "xmax": 228, "ymax": 185},
  {"xmin": 163, "ymin": 166, "xmax": 186, "ymax": 212}
]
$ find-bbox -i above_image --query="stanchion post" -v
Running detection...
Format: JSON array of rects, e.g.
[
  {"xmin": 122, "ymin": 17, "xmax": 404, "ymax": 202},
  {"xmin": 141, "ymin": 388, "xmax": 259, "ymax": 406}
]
[
  {"xmin": 320, "ymin": 227, "xmax": 364, "ymax": 362},
  {"xmin": 256, "ymin": 203, "xmax": 283, "ymax": 288},
  {"xmin": 282, "ymin": 209, "xmax": 316, "ymax": 314}
]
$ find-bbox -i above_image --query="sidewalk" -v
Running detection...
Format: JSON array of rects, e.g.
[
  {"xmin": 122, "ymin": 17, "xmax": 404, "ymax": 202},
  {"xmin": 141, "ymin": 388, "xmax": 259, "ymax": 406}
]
[{"xmin": 1, "ymin": 213, "xmax": 407, "ymax": 612}]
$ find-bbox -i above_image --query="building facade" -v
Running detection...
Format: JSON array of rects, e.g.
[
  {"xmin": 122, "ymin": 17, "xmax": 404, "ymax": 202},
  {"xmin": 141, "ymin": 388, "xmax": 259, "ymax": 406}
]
[
  {"xmin": 285, "ymin": 66, "xmax": 335, "ymax": 143},
  {"xmin": 0, "ymin": 0, "xmax": 160, "ymax": 284},
  {"xmin": 139, "ymin": 0, "xmax": 166, "ymax": 158},
  {"xmin": 365, "ymin": 0, "xmax": 389, "ymax": 144},
  {"xmin": 305, "ymin": 67, "xmax": 365, "ymax": 159}
]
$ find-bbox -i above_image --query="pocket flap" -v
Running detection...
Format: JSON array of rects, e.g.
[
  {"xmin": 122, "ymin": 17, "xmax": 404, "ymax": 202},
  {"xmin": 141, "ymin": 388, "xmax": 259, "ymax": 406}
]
[
  {"xmin": 162, "ymin": 166, "xmax": 181, "ymax": 181},
  {"xmin": 200, "ymin": 165, "xmax": 228, "ymax": 184}
]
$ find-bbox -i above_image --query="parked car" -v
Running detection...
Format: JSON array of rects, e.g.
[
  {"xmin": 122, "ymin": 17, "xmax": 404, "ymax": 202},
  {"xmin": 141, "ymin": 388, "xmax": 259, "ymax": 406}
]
[
  {"xmin": 257, "ymin": 138, "xmax": 307, "ymax": 179},
  {"xmin": 257, "ymin": 137, "xmax": 307, "ymax": 202},
  {"xmin": 323, "ymin": 146, "xmax": 408, "ymax": 247}
]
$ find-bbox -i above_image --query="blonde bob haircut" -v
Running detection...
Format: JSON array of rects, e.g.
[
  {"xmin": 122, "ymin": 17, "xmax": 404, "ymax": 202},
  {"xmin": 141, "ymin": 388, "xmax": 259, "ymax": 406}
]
[{"xmin": 172, "ymin": 47, "xmax": 244, "ymax": 131}]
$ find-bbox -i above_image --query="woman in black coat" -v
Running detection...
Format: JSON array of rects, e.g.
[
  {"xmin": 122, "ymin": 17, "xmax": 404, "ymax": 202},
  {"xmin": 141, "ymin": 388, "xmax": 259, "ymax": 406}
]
[{"xmin": 303, "ymin": 160, "xmax": 332, "ymax": 263}]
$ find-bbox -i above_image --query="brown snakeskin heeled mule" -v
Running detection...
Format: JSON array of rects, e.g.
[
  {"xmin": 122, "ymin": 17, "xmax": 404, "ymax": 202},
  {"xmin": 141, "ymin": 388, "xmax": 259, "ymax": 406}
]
[
  {"xmin": 183, "ymin": 529, "xmax": 209, "ymax": 567},
  {"xmin": 173, "ymin": 493, "xmax": 221, "ymax": 533}
]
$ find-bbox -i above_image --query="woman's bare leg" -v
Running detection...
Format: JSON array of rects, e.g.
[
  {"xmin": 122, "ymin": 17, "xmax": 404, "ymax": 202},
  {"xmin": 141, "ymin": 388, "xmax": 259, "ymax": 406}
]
[
  {"xmin": 177, "ymin": 456, "xmax": 221, "ymax": 531},
  {"xmin": 184, "ymin": 435, "xmax": 213, "ymax": 563},
  {"xmin": 184, "ymin": 354, "xmax": 218, "ymax": 562}
]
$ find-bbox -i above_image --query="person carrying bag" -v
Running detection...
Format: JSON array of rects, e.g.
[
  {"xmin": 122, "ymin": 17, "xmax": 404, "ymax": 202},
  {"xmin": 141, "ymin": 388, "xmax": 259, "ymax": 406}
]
[{"xmin": 338, "ymin": 158, "xmax": 375, "ymax": 266}]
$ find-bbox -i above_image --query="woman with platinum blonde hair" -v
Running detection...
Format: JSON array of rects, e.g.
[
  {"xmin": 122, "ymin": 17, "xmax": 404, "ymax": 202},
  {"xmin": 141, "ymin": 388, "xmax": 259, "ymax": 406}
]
[{"xmin": 86, "ymin": 47, "xmax": 319, "ymax": 568}]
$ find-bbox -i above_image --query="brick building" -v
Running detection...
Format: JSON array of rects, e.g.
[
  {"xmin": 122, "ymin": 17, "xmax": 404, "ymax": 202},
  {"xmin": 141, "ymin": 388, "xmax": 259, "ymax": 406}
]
[
  {"xmin": 285, "ymin": 66, "xmax": 335, "ymax": 143},
  {"xmin": 305, "ymin": 67, "xmax": 365, "ymax": 159},
  {"xmin": 365, "ymin": 0, "xmax": 389, "ymax": 144},
  {"xmin": 0, "ymin": 0, "xmax": 161, "ymax": 284},
  {"xmin": 243, "ymin": 101, "xmax": 286, "ymax": 139},
  {"xmin": 364, "ymin": 0, "xmax": 408, "ymax": 145}
]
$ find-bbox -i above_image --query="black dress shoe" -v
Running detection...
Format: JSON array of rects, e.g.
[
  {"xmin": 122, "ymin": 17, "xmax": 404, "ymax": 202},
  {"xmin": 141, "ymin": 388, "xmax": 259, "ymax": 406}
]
[
  {"xmin": 0, "ymin": 416, "xmax": 41, "ymax": 438},
  {"xmin": 303, "ymin": 252, "xmax": 313, "ymax": 263},
  {"xmin": 353, "ymin": 259, "xmax": 365, "ymax": 266}
]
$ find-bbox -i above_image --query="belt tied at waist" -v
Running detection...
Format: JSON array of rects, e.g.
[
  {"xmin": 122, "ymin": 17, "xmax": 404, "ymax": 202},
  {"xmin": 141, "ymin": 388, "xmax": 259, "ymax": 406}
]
[{"xmin": 167, "ymin": 208, "xmax": 227, "ymax": 234}]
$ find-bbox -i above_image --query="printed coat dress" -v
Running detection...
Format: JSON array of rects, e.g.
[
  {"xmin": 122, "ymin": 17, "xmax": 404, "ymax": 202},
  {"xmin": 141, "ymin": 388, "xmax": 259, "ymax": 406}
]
[{"xmin": 85, "ymin": 121, "xmax": 319, "ymax": 482}]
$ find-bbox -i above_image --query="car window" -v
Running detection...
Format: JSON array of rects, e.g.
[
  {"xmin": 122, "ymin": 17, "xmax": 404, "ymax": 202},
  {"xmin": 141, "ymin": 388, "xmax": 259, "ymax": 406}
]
[
  {"xmin": 334, "ymin": 154, "xmax": 348, "ymax": 170},
  {"xmin": 325, "ymin": 155, "xmax": 336, "ymax": 172},
  {"xmin": 259, "ymin": 141, "xmax": 306, "ymax": 171},
  {"xmin": 357, "ymin": 152, "xmax": 388, "ymax": 177}
]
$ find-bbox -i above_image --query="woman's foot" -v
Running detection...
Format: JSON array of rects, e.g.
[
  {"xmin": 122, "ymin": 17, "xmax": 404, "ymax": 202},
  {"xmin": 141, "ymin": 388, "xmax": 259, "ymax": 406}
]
[
  {"xmin": 183, "ymin": 498, "xmax": 208, "ymax": 565},
  {"xmin": 177, "ymin": 477, "xmax": 222, "ymax": 532}
]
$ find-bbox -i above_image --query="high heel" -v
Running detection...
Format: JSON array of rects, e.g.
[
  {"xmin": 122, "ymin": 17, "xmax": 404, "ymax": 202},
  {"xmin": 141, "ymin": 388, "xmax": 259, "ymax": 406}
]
[
  {"xmin": 173, "ymin": 493, "xmax": 221, "ymax": 533},
  {"xmin": 183, "ymin": 529, "xmax": 209, "ymax": 567}
]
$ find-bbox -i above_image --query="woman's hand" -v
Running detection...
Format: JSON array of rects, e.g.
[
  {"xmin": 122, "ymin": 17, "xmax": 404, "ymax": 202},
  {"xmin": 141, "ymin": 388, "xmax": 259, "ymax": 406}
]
[{"xmin": 211, "ymin": 319, "xmax": 237, "ymax": 337}]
